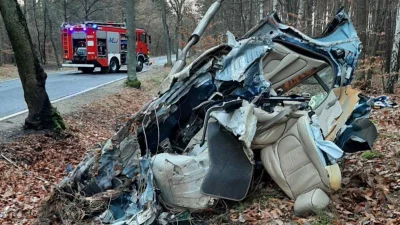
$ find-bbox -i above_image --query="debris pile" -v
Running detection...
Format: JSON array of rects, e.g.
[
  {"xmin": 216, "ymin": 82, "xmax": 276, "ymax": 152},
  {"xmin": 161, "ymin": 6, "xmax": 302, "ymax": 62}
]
[{"xmin": 40, "ymin": 3, "xmax": 380, "ymax": 224}]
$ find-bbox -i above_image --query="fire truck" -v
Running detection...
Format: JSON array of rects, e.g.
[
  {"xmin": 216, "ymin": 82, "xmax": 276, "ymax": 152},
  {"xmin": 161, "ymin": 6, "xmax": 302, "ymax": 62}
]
[{"xmin": 61, "ymin": 21, "xmax": 151, "ymax": 73}]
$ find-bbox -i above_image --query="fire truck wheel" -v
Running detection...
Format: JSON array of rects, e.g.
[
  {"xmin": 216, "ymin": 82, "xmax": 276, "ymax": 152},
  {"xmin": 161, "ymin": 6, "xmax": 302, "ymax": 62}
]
[
  {"xmin": 136, "ymin": 57, "xmax": 144, "ymax": 72},
  {"xmin": 109, "ymin": 58, "xmax": 120, "ymax": 73},
  {"xmin": 79, "ymin": 67, "xmax": 94, "ymax": 74},
  {"xmin": 101, "ymin": 66, "xmax": 110, "ymax": 74}
]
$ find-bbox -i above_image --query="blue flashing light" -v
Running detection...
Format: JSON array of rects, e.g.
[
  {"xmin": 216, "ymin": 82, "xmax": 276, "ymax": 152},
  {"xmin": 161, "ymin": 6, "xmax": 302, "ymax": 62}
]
[
  {"xmin": 92, "ymin": 24, "xmax": 98, "ymax": 29},
  {"xmin": 69, "ymin": 27, "xmax": 74, "ymax": 31},
  {"xmin": 83, "ymin": 27, "xmax": 87, "ymax": 31}
]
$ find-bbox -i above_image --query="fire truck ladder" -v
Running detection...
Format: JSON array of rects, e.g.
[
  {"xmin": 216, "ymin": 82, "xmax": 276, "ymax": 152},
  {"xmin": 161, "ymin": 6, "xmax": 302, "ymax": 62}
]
[
  {"xmin": 83, "ymin": 21, "xmax": 126, "ymax": 28},
  {"xmin": 62, "ymin": 31, "xmax": 70, "ymax": 57}
]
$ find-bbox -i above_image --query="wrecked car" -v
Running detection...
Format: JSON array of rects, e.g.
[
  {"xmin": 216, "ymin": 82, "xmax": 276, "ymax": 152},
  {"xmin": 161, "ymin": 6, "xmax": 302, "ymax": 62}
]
[{"xmin": 40, "ymin": 1, "xmax": 378, "ymax": 224}]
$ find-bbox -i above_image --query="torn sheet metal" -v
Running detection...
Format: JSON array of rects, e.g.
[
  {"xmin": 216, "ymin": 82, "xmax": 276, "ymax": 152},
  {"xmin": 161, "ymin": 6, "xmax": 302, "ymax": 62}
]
[
  {"xmin": 309, "ymin": 115, "xmax": 344, "ymax": 165},
  {"xmin": 211, "ymin": 101, "xmax": 257, "ymax": 162},
  {"xmin": 158, "ymin": 45, "xmax": 230, "ymax": 95},
  {"xmin": 96, "ymin": 158, "xmax": 157, "ymax": 224},
  {"xmin": 52, "ymin": 134, "xmax": 157, "ymax": 225},
  {"xmin": 216, "ymin": 37, "xmax": 272, "ymax": 82},
  {"xmin": 335, "ymin": 118, "xmax": 378, "ymax": 153},
  {"xmin": 242, "ymin": 9, "xmax": 361, "ymax": 86}
]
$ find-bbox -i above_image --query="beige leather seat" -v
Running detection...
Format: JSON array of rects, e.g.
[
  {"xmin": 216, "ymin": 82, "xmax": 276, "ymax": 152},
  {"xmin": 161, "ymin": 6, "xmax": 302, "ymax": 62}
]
[
  {"xmin": 253, "ymin": 113, "xmax": 339, "ymax": 214},
  {"xmin": 259, "ymin": 116, "xmax": 330, "ymax": 199}
]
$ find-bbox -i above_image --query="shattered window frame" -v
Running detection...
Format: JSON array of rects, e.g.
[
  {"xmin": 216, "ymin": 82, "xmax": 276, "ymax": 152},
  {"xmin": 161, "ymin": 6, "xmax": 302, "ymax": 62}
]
[{"xmin": 281, "ymin": 65, "xmax": 335, "ymax": 109}]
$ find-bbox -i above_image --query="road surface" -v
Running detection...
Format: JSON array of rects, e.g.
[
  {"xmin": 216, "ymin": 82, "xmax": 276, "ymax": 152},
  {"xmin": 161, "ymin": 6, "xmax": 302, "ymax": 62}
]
[{"xmin": 0, "ymin": 55, "xmax": 175, "ymax": 119}]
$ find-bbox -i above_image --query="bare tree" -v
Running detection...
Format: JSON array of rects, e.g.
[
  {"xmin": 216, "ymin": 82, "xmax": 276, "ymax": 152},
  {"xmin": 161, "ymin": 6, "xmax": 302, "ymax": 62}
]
[
  {"xmin": 273, "ymin": 0, "xmax": 279, "ymax": 12},
  {"xmin": 364, "ymin": 0, "xmax": 388, "ymax": 88},
  {"xmin": 386, "ymin": 4, "xmax": 400, "ymax": 93},
  {"xmin": 354, "ymin": 0, "xmax": 367, "ymax": 80},
  {"xmin": 78, "ymin": 0, "xmax": 105, "ymax": 21},
  {"xmin": 0, "ymin": 15, "xmax": 3, "ymax": 66},
  {"xmin": 125, "ymin": 0, "xmax": 140, "ymax": 88},
  {"xmin": 46, "ymin": 0, "xmax": 61, "ymax": 69},
  {"xmin": 32, "ymin": 0, "xmax": 44, "ymax": 64},
  {"xmin": 0, "ymin": 0, "xmax": 65, "ymax": 130},
  {"xmin": 169, "ymin": 0, "xmax": 186, "ymax": 60},
  {"xmin": 160, "ymin": 0, "xmax": 172, "ymax": 66},
  {"xmin": 42, "ymin": 0, "xmax": 48, "ymax": 64}
]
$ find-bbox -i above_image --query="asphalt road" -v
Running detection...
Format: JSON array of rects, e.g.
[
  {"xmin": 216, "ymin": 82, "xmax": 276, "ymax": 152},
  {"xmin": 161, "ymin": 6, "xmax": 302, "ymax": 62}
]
[{"xmin": 0, "ymin": 55, "xmax": 174, "ymax": 119}]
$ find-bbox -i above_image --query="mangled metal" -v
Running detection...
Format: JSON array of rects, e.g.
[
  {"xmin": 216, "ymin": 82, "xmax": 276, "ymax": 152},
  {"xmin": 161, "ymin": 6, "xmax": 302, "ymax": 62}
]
[{"xmin": 44, "ymin": 4, "xmax": 379, "ymax": 224}]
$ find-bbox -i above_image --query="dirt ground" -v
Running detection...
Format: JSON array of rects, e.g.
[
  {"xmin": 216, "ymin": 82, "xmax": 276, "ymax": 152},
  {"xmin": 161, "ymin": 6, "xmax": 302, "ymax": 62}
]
[
  {"xmin": 0, "ymin": 64, "xmax": 73, "ymax": 82},
  {"xmin": 0, "ymin": 67, "xmax": 399, "ymax": 224},
  {"xmin": 0, "ymin": 67, "xmax": 168, "ymax": 224}
]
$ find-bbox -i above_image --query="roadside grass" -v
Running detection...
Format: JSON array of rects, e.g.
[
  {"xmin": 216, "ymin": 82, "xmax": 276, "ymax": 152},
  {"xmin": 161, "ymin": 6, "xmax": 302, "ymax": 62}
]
[
  {"xmin": 0, "ymin": 64, "xmax": 19, "ymax": 81},
  {"xmin": 361, "ymin": 150, "xmax": 382, "ymax": 159},
  {"xmin": 125, "ymin": 79, "xmax": 142, "ymax": 88}
]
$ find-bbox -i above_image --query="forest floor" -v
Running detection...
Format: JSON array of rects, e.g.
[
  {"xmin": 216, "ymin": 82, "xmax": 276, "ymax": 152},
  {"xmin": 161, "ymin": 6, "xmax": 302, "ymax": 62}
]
[
  {"xmin": 0, "ymin": 68, "xmax": 399, "ymax": 224},
  {"xmin": 0, "ymin": 64, "xmax": 73, "ymax": 82}
]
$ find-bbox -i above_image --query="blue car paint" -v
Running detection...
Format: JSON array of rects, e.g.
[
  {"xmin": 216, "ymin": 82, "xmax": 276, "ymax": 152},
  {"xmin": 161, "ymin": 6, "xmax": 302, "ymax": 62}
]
[{"xmin": 243, "ymin": 9, "xmax": 361, "ymax": 86}]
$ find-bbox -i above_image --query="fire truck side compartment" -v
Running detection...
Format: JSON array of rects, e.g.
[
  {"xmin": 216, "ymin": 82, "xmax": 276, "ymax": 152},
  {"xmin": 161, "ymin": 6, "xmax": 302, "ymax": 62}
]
[
  {"xmin": 107, "ymin": 32, "xmax": 121, "ymax": 66},
  {"xmin": 96, "ymin": 31, "xmax": 107, "ymax": 57}
]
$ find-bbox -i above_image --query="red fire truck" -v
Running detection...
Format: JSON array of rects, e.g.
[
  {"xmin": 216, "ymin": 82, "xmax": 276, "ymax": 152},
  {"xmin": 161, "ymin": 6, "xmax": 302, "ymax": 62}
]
[{"xmin": 61, "ymin": 21, "xmax": 151, "ymax": 73}]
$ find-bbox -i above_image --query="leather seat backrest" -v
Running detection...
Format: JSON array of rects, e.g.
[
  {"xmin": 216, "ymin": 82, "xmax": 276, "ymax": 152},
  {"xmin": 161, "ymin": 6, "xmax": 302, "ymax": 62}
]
[{"xmin": 259, "ymin": 116, "xmax": 330, "ymax": 199}]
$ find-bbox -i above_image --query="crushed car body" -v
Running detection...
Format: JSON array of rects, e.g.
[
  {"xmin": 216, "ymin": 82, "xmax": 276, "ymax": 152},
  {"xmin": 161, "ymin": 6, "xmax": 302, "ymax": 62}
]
[{"xmin": 40, "ymin": 3, "xmax": 378, "ymax": 224}]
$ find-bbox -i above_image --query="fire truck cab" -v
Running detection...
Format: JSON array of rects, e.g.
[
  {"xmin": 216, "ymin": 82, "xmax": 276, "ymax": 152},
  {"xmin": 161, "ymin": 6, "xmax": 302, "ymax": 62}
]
[{"xmin": 61, "ymin": 21, "xmax": 150, "ymax": 73}]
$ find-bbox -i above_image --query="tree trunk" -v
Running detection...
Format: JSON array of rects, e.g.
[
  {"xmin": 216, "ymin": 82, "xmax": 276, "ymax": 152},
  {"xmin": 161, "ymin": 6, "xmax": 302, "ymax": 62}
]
[
  {"xmin": 297, "ymin": 0, "xmax": 305, "ymax": 30},
  {"xmin": 240, "ymin": 0, "xmax": 247, "ymax": 34},
  {"xmin": 386, "ymin": 4, "xmax": 400, "ymax": 93},
  {"xmin": 42, "ymin": 0, "xmax": 47, "ymax": 65},
  {"xmin": 175, "ymin": 17, "xmax": 179, "ymax": 60},
  {"xmin": 0, "ymin": 0, "xmax": 65, "ymax": 130},
  {"xmin": 249, "ymin": 0, "xmax": 254, "ymax": 26},
  {"xmin": 160, "ymin": 0, "xmax": 172, "ymax": 66},
  {"xmin": 85, "ymin": 0, "xmax": 89, "ymax": 21},
  {"xmin": 32, "ymin": 0, "xmax": 43, "ymax": 64},
  {"xmin": 46, "ymin": 1, "xmax": 61, "ymax": 69},
  {"xmin": 259, "ymin": 0, "xmax": 263, "ymax": 22},
  {"xmin": 63, "ymin": 0, "xmax": 68, "ymax": 22},
  {"xmin": 23, "ymin": 0, "xmax": 28, "ymax": 19},
  {"xmin": 0, "ymin": 16, "xmax": 3, "ymax": 66},
  {"xmin": 273, "ymin": 0, "xmax": 278, "ymax": 12},
  {"xmin": 179, "ymin": 18, "xmax": 185, "ymax": 54},
  {"xmin": 311, "ymin": 0, "xmax": 316, "ymax": 36},
  {"xmin": 355, "ymin": 0, "xmax": 367, "ymax": 80},
  {"xmin": 364, "ymin": 0, "xmax": 388, "ymax": 88},
  {"xmin": 125, "ymin": 0, "xmax": 140, "ymax": 87}
]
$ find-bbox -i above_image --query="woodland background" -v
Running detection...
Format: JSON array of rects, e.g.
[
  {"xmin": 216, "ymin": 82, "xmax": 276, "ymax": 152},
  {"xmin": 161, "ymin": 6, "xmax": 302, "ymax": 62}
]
[
  {"xmin": 0, "ymin": 1, "xmax": 399, "ymax": 224},
  {"xmin": 0, "ymin": 0, "xmax": 399, "ymax": 92}
]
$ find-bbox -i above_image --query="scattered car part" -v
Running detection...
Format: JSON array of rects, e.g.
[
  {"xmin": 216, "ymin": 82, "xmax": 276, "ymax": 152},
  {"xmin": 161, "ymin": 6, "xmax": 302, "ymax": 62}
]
[{"xmin": 43, "ymin": 2, "xmax": 379, "ymax": 223}]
